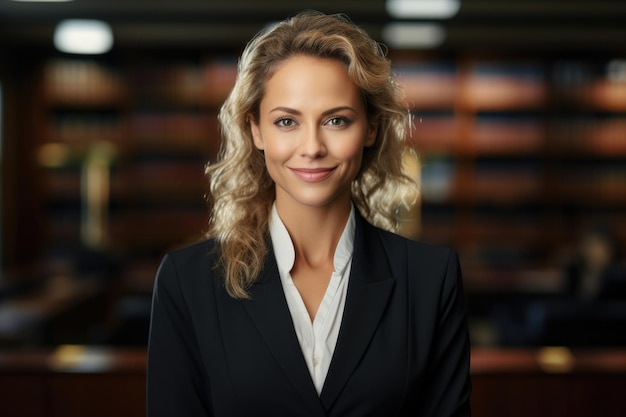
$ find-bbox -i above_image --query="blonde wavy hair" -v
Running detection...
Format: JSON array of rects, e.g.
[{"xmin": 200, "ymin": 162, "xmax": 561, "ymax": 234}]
[{"xmin": 206, "ymin": 11, "xmax": 418, "ymax": 298}]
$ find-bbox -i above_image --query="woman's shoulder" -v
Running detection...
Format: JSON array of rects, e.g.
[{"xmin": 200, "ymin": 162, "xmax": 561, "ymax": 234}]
[
  {"xmin": 355, "ymin": 208, "xmax": 454, "ymax": 261},
  {"xmin": 158, "ymin": 238, "xmax": 220, "ymax": 279},
  {"xmin": 367, "ymin": 224, "xmax": 463, "ymax": 299},
  {"xmin": 167, "ymin": 237, "xmax": 218, "ymax": 260},
  {"xmin": 152, "ymin": 238, "xmax": 228, "ymax": 303},
  {"xmin": 367, "ymin": 221, "xmax": 456, "ymax": 261}
]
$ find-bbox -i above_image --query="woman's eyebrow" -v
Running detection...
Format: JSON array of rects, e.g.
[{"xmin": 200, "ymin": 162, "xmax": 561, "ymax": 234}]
[
  {"xmin": 269, "ymin": 106, "xmax": 357, "ymax": 115},
  {"xmin": 322, "ymin": 106, "xmax": 357, "ymax": 116},
  {"xmin": 269, "ymin": 106, "xmax": 301, "ymax": 115}
]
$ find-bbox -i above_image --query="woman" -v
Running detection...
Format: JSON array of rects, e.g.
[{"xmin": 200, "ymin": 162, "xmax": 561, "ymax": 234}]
[{"xmin": 147, "ymin": 11, "xmax": 471, "ymax": 417}]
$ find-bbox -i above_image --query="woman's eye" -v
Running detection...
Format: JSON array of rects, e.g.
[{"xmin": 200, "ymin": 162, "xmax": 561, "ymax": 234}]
[
  {"xmin": 275, "ymin": 118, "xmax": 296, "ymax": 128},
  {"xmin": 326, "ymin": 117, "xmax": 350, "ymax": 127}
]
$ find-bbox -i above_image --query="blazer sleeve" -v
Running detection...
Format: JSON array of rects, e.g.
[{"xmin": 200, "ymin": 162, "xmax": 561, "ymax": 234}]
[
  {"xmin": 422, "ymin": 249, "xmax": 472, "ymax": 417},
  {"xmin": 147, "ymin": 254, "xmax": 212, "ymax": 417}
]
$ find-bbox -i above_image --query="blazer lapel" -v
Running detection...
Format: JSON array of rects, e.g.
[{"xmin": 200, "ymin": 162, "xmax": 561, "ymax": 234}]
[
  {"xmin": 320, "ymin": 213, "xmax": 396, "ymax": 410},
  {"xmin": 241, "ymin": 249, "xmax": 327, "ymax": 416}
]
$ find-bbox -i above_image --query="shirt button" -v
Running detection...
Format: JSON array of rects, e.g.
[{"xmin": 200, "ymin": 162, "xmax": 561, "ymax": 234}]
[{"xmin": 313, "ymin": 356, "xmax": 318, "ymax": 367}]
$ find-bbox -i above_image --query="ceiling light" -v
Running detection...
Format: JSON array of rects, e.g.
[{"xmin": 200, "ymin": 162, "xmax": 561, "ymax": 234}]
[
  {"xmin": 386, "ymin": 0, "xmax": 460, "ymax": 19},
  {"xmin": 382, "ymin": 23, "xmax": 446, "ymax": 49},
  {"xmin": 54, "ymin": 19, "xmax": 113, "ymax": 54}
]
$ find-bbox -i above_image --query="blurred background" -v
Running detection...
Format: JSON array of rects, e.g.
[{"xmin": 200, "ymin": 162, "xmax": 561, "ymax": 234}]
[{"xmin": 1, "ymin": 1, "xmax": 625, "ymax": 416}]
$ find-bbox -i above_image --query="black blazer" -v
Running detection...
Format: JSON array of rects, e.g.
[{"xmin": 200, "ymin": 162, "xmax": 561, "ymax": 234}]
[{"xmin": 147, "ymin": 212, "xmax": 471, "ymax": 416}]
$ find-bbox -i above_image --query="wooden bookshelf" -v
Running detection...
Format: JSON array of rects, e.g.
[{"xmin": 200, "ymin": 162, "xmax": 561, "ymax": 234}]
[
  {"xmin": 392, "ymin": 53, "xmax": 626, "ymax": 286},
  {"xmin": 31, "ymin": 56, "xmax": 232, "ymax": 301},
  {"xmin": 461, "ymin": 61, "xmax": 547, "ymax": 111}
]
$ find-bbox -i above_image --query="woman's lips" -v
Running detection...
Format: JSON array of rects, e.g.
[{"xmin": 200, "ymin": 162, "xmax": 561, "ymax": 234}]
[{"xmin": 289, "ymin": 167, "xmax": 336, "ymax": 182}]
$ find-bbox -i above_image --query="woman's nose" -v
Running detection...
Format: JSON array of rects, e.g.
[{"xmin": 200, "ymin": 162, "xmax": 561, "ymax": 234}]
[{"xmin": 300, "ymin": 126, "xmax": 326, "ymax": 157}]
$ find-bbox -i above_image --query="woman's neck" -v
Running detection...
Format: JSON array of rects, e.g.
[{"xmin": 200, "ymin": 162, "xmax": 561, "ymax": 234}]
[{"xmin": 275, "ymin": 200, "xmax": 351, "ymax": 268}]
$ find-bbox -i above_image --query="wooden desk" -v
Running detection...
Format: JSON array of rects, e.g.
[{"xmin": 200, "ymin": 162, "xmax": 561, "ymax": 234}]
[
  {"xmin": 472, "ymin": 348, "xmax": 626, "ymax": 417},
  {"xmin": 0, "ymin": 347, "xmax": 146, "ymax": 417},
  {"xmin": 1, "ymin": 347, "xmax": 625, "ymax": 417}
]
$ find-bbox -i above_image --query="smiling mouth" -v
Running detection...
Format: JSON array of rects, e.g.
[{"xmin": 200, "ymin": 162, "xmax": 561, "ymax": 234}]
[{"xmin": 289, "ymin": 167, "xmax": 336, "ymax": 182}]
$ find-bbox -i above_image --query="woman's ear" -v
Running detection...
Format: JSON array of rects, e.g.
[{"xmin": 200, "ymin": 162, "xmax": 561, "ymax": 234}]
[
  {"xmin": 365, "ymin": 124, "xmax": 377, "ymax": 147},
  {"xmin": 249, "ymin": 117, "xmax": 264, "ymax": 150}
]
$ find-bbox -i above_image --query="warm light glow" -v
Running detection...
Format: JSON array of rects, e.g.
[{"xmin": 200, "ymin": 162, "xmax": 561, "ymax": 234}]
[
  {"xmin": 50, "ymin": 345, "xmax": 112, "ymax": 372},
  {"xmin": 54, "ymin": 19, "xmax": 113, "ymax": 54},
  {"xmin": 382, "ymin": 23, "xmax": 446, "ymax": 49},
  {"xmin": 37, "ymin": 142, "xmax": 70, "ymax": 168},
  {"xmin": 387, "ymin": 0, "xmax": 461, "ymax": 19},
  {"xmin": 537, "ymin": 347, "xmax": 575, "ymax": 373}
]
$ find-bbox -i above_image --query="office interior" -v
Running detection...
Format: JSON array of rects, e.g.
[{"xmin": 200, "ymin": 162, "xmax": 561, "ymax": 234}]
[{"xmin": 1, "ymin": 1, "xmax": 625, "ymax": 416}]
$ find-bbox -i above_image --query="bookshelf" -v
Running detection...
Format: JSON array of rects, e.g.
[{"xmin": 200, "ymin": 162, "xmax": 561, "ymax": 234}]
[
  {"xmin": 120, "ymin": 58, "xmax": 226, "ymax": 257},
  {"xmin": 40, "ymin": 60, "xmax": 126, "ymax": 250},
  {"xmin": 392, "ymin": 53, "xmax": 626, "ymax": 289},
  {"xmin": 37, "ymin": 57, "xmax": 235, "ymax": 290},
  {"xmin": 550, "ymin": 59, "xmax": 626, "ymax": 250}
]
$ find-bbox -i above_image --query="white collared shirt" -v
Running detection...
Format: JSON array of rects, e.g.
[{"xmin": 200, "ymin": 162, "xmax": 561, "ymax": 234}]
[{"xmin": 269, "ymin": 203, "xmax": 355, "ymax": 395}]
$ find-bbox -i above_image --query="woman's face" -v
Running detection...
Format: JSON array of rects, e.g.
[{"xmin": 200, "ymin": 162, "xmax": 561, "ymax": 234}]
[{"xmin": 250, "ymin": 55, "xmax": 376, "ymax": 212}]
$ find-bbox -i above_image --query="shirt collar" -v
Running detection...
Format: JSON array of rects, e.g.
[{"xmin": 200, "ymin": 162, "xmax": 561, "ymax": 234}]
[{"xmin": 269, "ymin": 202, "xmax": 356, "ymax": 279}]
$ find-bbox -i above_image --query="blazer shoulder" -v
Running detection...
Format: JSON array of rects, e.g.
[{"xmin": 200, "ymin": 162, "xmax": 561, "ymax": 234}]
[
  {"xmin": 156, "ymin": 238, "xmax": 221, "ymax": 290},
  {"xmin": 368, "ymin": 222, "xmax": 455, "ymax": 264},
  {"xmin": 166, "ymin": 238, "xmax": 218, "ymax": 266}
]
